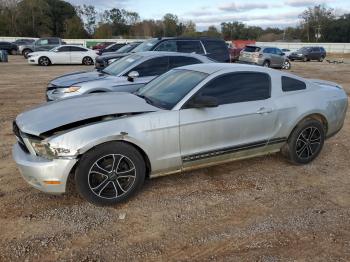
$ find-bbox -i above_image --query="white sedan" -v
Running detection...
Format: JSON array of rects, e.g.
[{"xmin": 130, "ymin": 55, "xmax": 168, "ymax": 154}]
[{"xmin": 27, "ymin": 45, "xmax": 98, "ymax": 66}]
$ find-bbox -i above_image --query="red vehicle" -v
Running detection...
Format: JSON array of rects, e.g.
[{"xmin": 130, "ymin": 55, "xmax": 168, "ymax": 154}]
[
  {"xmin": 92, "ymin": 42, "xmax": 115, "ymax": 50},
  {"xmin": 228, "ymin": 40, "xmax": 256, "ymax": 62}
]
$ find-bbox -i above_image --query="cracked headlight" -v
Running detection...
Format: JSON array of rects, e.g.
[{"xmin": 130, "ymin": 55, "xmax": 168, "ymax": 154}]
[
  {"xmin": 64, "ymin": 86, "xmax": 81, "ymax": 93},
  {"xmin": 29, "ymin": 139, "xmax": 71, "ymax": 159}
]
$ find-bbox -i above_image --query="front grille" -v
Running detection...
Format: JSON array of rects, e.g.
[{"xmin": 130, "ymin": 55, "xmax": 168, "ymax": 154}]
[
  {"xmin": 13, "ymin": 121, "xmax": 30, "ymax": 153},
  {"xmin": 47, "ymin": 83, "xmax": 58, "ymax": 91}
]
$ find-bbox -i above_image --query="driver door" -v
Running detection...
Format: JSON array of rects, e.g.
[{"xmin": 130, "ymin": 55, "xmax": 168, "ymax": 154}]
[
  {"xmin": 179, "ymin": 72, "xmax": 279, "ymax": 169},
  {"xmin": 54, "ymin": 46, "xmax": 71, "ymax": 64}
]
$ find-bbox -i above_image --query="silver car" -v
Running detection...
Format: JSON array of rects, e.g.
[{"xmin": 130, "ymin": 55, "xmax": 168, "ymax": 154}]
[
  {"xmin": 13, "ymin": 64, "xmax": 348, "ymax": 205},
  {"xmin": 46, "ymin": 52, "xmax": 212, "ymax": 101},
  {"xmin": 239, "ymin": 45, "xmax": 291, "ymax": 69}
]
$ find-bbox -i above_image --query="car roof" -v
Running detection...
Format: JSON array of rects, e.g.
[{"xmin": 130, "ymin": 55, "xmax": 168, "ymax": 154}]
[
  {"xmin": 177, "ymin": 63, "xmax": 272, "ymax": 74},
  {"xmin": 134, "ymin": 51, "xmax": 210, "ymax": 60},
  {"xmin": 57, "ymin": 45, "xmax": 87, "ymax": 48}
]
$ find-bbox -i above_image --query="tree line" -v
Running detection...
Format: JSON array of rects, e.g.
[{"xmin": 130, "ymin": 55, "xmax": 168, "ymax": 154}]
[{"xmin": 0, "ymin": 0, "xmax": 349, "ymax": 42}]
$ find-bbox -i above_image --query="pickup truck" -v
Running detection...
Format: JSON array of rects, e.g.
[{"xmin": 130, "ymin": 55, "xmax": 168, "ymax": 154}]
[{"xmin": 20, "ymin": 37, "xmax": 65, "ymax": 58}]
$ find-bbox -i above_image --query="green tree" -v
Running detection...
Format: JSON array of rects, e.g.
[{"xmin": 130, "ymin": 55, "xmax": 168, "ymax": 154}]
[
  {"xmin": 76, "ymin": 4, "xmax": 97, "ymax": 36},
  {"xmin": 163, "ymin": 13, "xmax": 178, "ymax": 36},
  {"xmin": 63, "ymin": 16, "xmax": 86, "ymax": 38}
]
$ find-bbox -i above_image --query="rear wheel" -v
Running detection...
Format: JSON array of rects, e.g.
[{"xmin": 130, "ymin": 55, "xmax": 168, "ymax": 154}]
[
  {"xmin": 282, "ymin": 119, "xmax": 325, "ymax": 164},
  {"xmin": 38, "ymin": 56, "xmax": 51, "ymax": 66},
  {"xmin": 282, "ymin": 60, "xmax": 291, "ymax": 70},
  {"xmin": 262, "ymin": 60, "xmax": 270, "ymax": 67},
  {"xmin": 82, "ymin": 56, "xmax": 94, "ymax": 65},
  {"xmin": 75, "ymin": 142, "xmax": 146, "ymax": 206},
  {"xmin": 10, "ymin": 49, "xmax": 17, "ymax": 55}
]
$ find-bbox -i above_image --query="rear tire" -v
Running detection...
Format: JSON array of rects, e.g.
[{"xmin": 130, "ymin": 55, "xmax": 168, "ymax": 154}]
[
  {"xmin": 75, "ymin": 142, "xmax": 146, "ymax": 206},
  {"xmin": 82, "ymin": 56, "xmax": 94, "ymax": 65},
  {"xmin": 38, "ymin": 56, "xmax": 51, "ymax": 66},
  {"xmin": 262, "ymin": 60, "xmax": 270, "ymax": 67},
  {"xmin": 282, "ymin": 119, "xmax": 325, "ymax": 165},
  {"xmin": 282, "ymin": 60, "xmax": 291, "ymax": 70},
  {"xmin": 10, "ymin": 49, "xmax": 17, "ymax": 55}
]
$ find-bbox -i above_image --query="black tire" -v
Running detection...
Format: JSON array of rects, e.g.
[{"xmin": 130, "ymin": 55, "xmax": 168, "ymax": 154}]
[
  {"xmin": 262, "ymin": 60, "xmax": 270, "ymax": 67},
  {"xmin": 10, "ymin": 49, "xmax": 17, "ymax": 55},
  {"xmin": 282, "ymin": 60, "xmax": 291, "ymax": 70},
  {"xmin": 282, "ymin": 119, "xmax": 325, "ymax": 164},
  {"xmin": 302, "ymin": 56, "xmax": 308, "ymax": 62},
  {"xmin": 290, "ymin": 59, "xmax": 294, "ymax": 61},
  {"xmin": 319, "ymin": 56, "xmax": 325, "ymax": 62},
  {"xmin": 75, "ymin": 141, "xmax": 146, "ymax": 206},
  {"xmin": 82, "ymin": 56, "xmax": 94, "ymax": 65},
  {"xmin": 38, "ymin": 56, "xmax": 51, "ymax": 66},
  {"xmin": 23, "ymin": 49, "xmax": 32, "ymax": 59}
]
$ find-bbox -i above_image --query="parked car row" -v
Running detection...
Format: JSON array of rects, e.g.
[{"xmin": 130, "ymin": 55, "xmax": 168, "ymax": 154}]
[{"xmin": 11, "ymin": 39, "xmax": 348, "ymax": 206}]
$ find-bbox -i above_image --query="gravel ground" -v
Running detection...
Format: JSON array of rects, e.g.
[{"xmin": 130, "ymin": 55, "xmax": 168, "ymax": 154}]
[{"xmin": 0, "ymin": 55, "xmax": 349, "ymax": 261}]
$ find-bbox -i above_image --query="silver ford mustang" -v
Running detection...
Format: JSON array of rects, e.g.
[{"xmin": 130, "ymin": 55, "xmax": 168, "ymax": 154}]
[{"xmin": 13, "ymin": 63, "xmax": 348, "ymax": 205}]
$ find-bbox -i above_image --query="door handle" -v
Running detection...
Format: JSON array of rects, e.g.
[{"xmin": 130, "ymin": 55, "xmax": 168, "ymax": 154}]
[{"xmin": 256, "ymin": 107, "xmax": 273, "ymax": 114}]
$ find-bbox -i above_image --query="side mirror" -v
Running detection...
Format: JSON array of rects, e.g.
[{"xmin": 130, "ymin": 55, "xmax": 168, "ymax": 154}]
[
  {"xmin": 127, "ymin": 71, "xmax": 139, "ymax": 82},
  {"xmin": 186, "ymin": 95, "xmax": 219, "ymax": 109}
]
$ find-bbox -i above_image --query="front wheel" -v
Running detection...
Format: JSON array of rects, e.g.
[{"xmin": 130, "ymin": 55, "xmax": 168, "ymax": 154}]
[
  {"xmin": 75, "ymin": 142, "xmax": 146, "ymax": 206},
  {"xmin": 282, "ymin": 119, "xmax": 325, "ymax": 164},
  {"xmin": 82, "ymin": 56, "xmax": 94, "ymax": 65},
  {"xmin": 319, "ymin": 56, "xmax": 325, "ymax": 62},
  {"xmin": 10, "ymin": 49, "xmax": 17, "ymax": 55},
  {"xmin": 23, "ymin": 49, "xmax": 32, "ymax": 59},
  {"xmin": 38, "ymin": 56, "xmax": 51, "ymax": 66}
]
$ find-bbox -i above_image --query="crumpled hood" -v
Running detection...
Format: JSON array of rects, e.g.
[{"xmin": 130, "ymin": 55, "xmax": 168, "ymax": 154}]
[
  {"xmin": 16, "ymin": 92, "xmax": 159, "ymax": 136},
  {"xmin": 50, "ymin": 71, "xmax": 109, "ymax": 87}
]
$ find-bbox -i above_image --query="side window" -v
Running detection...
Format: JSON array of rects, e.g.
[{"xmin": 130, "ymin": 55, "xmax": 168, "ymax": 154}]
[
  {"xmin": 37, "ymin": 39, "xmax": 48, "ymax": 45},
  {"xmin": 57, "ymin": 46, "xmax": 71, "ymax": 52},
  {"xmin": 154, "ymin": 41, "xmax": 177, "ymax": 52},
  {"xmin": 70, "ymin": 46, "xmax": 86, "ymax": 52},
  {"xmin": 194, "ymin": 72, "xmax": 271, "ymax": 105},
  {"xmin": 176, "ymin": 41, "xmax": 204, "ymax": 54},
  {"xmin": 48, "ymin": 38, "xmax": 59, "ymax": 45},
  {"xmin": 281, "ymin": 76, "xmax": 306, "ymax": 92},
  {"xmin": 169, "ymin": 56, "xmax": 201, "ymax": 69},
  {"xmin": 130, "ymin": 57, "xmax": 169, "ymax": 77},
  {"xmin": 275, "ymin": 48, "xmax": 282, "ymax": 55},
  {"xmin": 263, "ymin": 48, "xmax": 271, "ymax": 53}
]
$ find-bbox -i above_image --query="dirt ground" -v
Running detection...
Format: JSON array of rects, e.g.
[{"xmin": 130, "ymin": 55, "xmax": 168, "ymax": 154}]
[{"xmin": 0, "ymin": 55, "xmax": 349, "ymax": 262}]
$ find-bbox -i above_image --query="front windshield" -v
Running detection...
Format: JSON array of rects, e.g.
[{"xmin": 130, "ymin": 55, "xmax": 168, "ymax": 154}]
[
  {"xmin": 102, "ymin": 54, "xmax": 142, "ymax": 76},
  {"xmin": 132, "ymin": 39, "xmax": 159, "ymax": 52},
  {"xmin": 116, "ymin": 44, "xmax": 135, "ymax": 53},
  {"xmin": 49, "ymin": 46, "xmax": 59, "ymax": 52},
  {"xmin": 136, "ymin": 69, "xmax": 208, "ymax": 110}
]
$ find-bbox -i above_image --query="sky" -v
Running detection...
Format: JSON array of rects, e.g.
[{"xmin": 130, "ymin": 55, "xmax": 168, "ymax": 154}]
[{"xmin": 66, "ymin": 0, "xmax": 350, "ymax": 30}]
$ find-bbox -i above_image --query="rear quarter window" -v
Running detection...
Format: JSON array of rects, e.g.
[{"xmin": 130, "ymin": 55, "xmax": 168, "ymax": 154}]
[
  {"xmin": 244, "ymin": 46, "xmax": 261, "ymax": 52},
  {"xmin": 282, "ymin": 76, "xmax": 306, "ymax": 92}
]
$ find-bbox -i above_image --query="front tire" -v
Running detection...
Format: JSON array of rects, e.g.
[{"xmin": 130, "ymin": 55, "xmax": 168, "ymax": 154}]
[
  {"xmin": 23, "ymin": 49, "xmax": 32, "ymax": 59},
  {"xmin": 10, "ymin": 49, "xmax": 17, "ymax": 55},
  {"xmin": 38, "ymin": 56, "xmax": 51, "ymax": 66},
  {"xmin": 282, "ymin": 119, "xmax": 325, "ymax": 164},
  {"xmin": 82, "ymin": 56, "xmax": 94, "ymax": 65},
  {"xmin": 319, "ymin": 56, "xmax": 325, "ymax": 62},
  {"xmin": 75, "ymin": 142, "xmax": 146, "ymax": 206}
]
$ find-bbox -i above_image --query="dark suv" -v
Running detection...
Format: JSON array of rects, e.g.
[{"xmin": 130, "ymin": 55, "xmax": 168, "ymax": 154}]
[
  {"xmin": 0, "ymin": 41, "xmax": 18, "ymax": 55},
  {"xmin": 289, "ymin": 46, "xmax": 326, "ymax": 62},
  {"xmin": 95, "ymin": 37, "xmax": 229, "ymax": 70}
]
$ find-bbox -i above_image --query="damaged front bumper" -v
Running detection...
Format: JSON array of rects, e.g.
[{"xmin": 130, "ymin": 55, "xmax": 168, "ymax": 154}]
[{"xmin": 12, "ymin": 143, "xmax": 77, "ymax": 194}]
